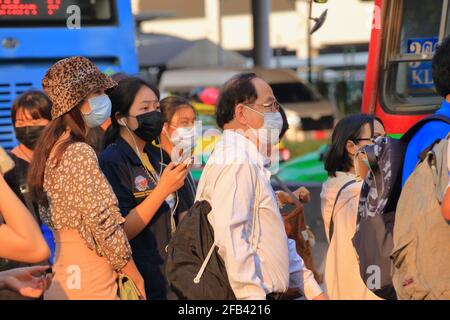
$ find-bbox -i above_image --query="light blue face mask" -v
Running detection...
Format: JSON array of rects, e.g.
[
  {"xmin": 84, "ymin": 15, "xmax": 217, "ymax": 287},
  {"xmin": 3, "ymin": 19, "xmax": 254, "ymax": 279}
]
[
  {"xmin": 82, "ymin": 94, "xmax": 112, "ymax": 128},
  {"xmin": 363, "ymin": 158, "xmax": 370, "ymax": 168}
]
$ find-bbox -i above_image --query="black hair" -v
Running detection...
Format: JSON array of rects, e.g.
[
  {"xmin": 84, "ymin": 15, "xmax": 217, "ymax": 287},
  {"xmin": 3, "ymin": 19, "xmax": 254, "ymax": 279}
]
[
  {"xmin": 160, "ymin": 95, "xmax": 196, "ymax": 124},
  {"xmin": 110, "ymin": 72, "xmax": 130, "ymax": 83},
  {"xmin": 432, "ymin": 36, "xmax": 450, "ymax": 98},
  {"xmin": 324, "ymin": 113, "xmax": 376, "ymax": 177},
  {"xmin": 103, "ymin": 76, "xmax": 160, "ymax": 148},
  {"xmin": 11, "ymin": 90, "xmax": 52, "ymax": 125},
  {"xmin": 215, "ymin": 73, "xmax": 258, "ymax": 129},
  {"xmin": 279, "ymin": 105, "xmax": 290, "ymax": 140}
]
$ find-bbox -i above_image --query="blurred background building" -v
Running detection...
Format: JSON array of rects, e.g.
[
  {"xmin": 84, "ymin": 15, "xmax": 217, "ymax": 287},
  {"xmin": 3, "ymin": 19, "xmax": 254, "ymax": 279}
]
[{"xmin": 133, "ymin": 0, "xmax": 374, "ymax": 114}]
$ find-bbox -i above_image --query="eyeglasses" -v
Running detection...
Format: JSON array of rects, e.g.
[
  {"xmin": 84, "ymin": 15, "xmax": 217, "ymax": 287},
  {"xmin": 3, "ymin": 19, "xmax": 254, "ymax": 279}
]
[
  {"xmin": 354, "ymin": 134, "xmax": 385, "ymax": 144},
  {"xmin": 354, "ymin": 137, "xmax": 376, "ymax": 143},
  {"xmin": 245, "ymin": 100, "xmax": 282, "ymax": 113}
]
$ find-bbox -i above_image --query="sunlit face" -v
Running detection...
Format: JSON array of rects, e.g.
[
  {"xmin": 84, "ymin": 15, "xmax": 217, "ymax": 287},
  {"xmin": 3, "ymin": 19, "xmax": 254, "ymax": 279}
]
[
  {"xmin": 14, "ymin": 108, "xmax": 49, "ymax": 128},
  {"xmin": 346, "ymin": 119, "xmax": 386, "ymax": 158},
  {"xmin": 355, "ymin": 120, "xmax": 386, "ymax": 149},
  {"xmin": 120, "ymin": 86, "xmax": 160, "ymax": 131},
  {"xmin": 241, "ymin": 78, "xmax": 276, "ymax": 129},
  {"xmin": 355, "ymin": 123, "xmax": 373, "ymax": 149},
  {"xmin": 374, "ymin": 119, "xmax": 386, "ymax": 138},
  {"xmin": 165, "ymin": 106, "xmax": 196, "ymax": 138}
]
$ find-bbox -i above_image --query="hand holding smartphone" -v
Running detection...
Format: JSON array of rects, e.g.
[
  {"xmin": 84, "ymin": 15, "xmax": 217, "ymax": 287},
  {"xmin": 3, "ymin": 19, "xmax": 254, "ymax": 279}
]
[{"xmin": 172, "ymin": 146, "xmax": 195, "ymax": 166}]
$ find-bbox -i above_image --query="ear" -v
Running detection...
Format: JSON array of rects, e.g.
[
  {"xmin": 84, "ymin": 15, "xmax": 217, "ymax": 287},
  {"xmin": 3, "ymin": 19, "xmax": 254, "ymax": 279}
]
[
  {"xmin": 346, "ymin": 140, "xmax": 358, "ymax": 156},
  {"xmin": 234, "ymin": 103, "xmax": 247, "ymax": 125},
  {"xmin": 162, "ymin": 122, "xmax": 170, "ymax": 136},
  {"xmin": 115, "ymin": 112, "xmax": 125, "ymax": 126}
]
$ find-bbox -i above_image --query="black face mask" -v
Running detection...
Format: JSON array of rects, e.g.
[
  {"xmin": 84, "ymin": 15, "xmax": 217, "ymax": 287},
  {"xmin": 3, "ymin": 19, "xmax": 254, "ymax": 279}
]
[
  {"xmin": 15, "ymin": 126, "xmax": 46, "ymax": 150},
  {"xmin": 133, "ymin": 111, "xmax": 164, "ymax": 143}
]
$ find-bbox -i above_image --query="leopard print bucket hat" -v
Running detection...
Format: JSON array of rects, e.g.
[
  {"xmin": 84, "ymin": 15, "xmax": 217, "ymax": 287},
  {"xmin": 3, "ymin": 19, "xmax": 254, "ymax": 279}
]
[{"xmin": 42, "ymin": 56, "xmax": 117, "ymax": 120}]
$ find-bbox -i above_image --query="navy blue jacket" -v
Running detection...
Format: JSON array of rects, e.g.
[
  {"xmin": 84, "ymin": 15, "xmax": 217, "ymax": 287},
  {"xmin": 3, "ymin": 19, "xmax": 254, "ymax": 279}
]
[{"xmin": 100, "ymin": 137, "xmax": 193, "ymax": 299}]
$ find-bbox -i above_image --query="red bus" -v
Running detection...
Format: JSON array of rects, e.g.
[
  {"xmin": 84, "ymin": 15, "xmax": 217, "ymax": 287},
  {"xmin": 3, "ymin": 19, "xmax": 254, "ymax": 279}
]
[{"xmin": 362, "ymin": 0, "xmax": 447, "ymax": 137}]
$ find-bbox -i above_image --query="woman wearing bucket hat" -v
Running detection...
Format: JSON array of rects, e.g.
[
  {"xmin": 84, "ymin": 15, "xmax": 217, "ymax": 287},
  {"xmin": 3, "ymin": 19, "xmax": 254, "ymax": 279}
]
[{"xmin": 27, "ymin": 57, "xmax": 145, "ymax": 300}]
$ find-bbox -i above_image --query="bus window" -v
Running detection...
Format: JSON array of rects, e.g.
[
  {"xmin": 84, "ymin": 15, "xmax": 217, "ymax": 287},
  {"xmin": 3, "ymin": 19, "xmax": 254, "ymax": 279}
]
[
  {"xmin": 381, "ymin": 0, "xmax": 446, "ymax": 114},
  {"xmin": 0, "ymin": 0, "xmax": 116, "ymax": 27},
  {"xmin": 398, "ymin": 0, "xmax": 442, "ymax": 54}
]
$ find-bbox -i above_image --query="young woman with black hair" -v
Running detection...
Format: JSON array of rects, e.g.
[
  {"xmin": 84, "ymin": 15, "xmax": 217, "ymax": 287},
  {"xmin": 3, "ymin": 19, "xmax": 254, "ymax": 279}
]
[
  {"xmin": 321, "ymin": 113, "xmax": 385, "ymax": 300},
  {"xmin": 100, "ymin": 77, "xmax": 188, "ymax": 300}
]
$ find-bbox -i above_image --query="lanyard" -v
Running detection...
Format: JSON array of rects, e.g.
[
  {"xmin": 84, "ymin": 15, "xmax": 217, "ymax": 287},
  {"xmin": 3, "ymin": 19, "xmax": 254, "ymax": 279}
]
[
  {"xmin": 139, "ymin": 152, "xmax": 159, "ymax": 185},
  {"xmin": 139, "ymin": 152, "xmax": 178, "ymax": 235}
]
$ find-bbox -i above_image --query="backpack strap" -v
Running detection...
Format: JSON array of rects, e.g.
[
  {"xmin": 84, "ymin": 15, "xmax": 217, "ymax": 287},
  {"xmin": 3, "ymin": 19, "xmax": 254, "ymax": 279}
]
[
  {"xmin": 328, "ymin": 179, "xmax": 357, "ymax": 242},
  {"xmin": 401, "ymin": 114, "xmax": 450, "ymax": 144},
  {"xmin": 418, "ymin": 138, "xmax": 442, "ymax": 162}
]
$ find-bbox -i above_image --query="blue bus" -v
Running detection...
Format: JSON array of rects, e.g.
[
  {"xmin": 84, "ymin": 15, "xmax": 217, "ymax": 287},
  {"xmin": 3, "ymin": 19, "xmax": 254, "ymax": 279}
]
[{"xmin": 0, "ymin": 0, "xmax": 138, "ymax": 150}]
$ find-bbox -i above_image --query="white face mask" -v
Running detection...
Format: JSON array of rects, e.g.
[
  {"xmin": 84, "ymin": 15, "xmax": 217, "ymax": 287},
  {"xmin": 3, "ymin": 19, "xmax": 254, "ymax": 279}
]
[
  {"xmin": 165, "ymin": 125, "xmax": 198, "ymax": 163},
  {"xmin": 244, "ymin": 105, "xmax": 283, "ymax": 146}
]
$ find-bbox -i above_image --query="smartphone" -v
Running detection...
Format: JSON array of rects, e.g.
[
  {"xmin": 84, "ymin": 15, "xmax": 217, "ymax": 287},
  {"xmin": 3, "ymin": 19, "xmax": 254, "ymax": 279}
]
[
  {"xmin": 0, "ymin": 146, "xmax": 14, "ymax": 175},
  {"xmin": 173, "ymin": 148, "xmax": 195, "ymax": 165}
]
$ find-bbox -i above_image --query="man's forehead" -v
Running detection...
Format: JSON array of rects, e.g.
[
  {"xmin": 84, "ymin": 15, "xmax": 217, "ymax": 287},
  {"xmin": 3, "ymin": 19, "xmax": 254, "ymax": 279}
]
[{"xmin": 251, "ymin": 77, "xmax": 274, "ymax": 100}]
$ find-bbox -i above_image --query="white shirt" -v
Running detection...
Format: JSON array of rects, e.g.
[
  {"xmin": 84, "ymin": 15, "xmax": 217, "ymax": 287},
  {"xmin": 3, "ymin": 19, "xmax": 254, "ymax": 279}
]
[{"xmin": 195, "ymin": 129, "xmax": 323, "ymax": 300}]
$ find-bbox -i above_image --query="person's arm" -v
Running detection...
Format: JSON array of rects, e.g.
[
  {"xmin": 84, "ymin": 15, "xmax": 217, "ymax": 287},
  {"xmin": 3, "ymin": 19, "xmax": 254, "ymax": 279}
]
[
  {"xmin": 100, "ymin": 158, "xmax": 188, "ymax": 240},
  {"xmin": 442, "ymin": 137, "xmax": 450, "ymax": 223},
  {"xmin": 0, "ymin": 265, "xmax": 52, "ymax": 299},
  {"xmin": 120, "ymin": 258, "xmax": 146, "ymax": 300},
  {"xmin": 125, "ymin": 162, "xmax": 188, "ymax": 239},
  {"xmin": 441, "ymin": 189, "xmax": 450, "ymax": 222},
  {"xmin": 0, "ymin": 174, "xmax": 50, "ymax": 263},
  {"xmin": 287, "ymin": 239, "xmax": 327, "ymax": 300},
  {"xmin": 276, "ymin": 187, "xmax": 311, "ymax": 207},
  {"xmin": 209, "ymin": 163, "xmax": 267, "ymax": 300}
]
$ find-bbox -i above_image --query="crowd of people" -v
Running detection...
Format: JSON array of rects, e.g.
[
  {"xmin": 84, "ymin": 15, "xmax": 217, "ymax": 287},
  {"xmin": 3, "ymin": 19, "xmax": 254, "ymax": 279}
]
[{"xmin": 0, "ymin": 36, "xmax": 449, "ymax": 300}]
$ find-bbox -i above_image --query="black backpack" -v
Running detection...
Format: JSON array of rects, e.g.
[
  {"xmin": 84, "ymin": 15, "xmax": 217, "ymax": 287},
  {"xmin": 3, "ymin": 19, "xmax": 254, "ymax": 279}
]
[
  {"xmin": 352, "ymin": 114, "xmax": 450, "ymax": 300},
  {"xmin": 165, "ymin": 200, "xmax": 236, "ymax": 300}
]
